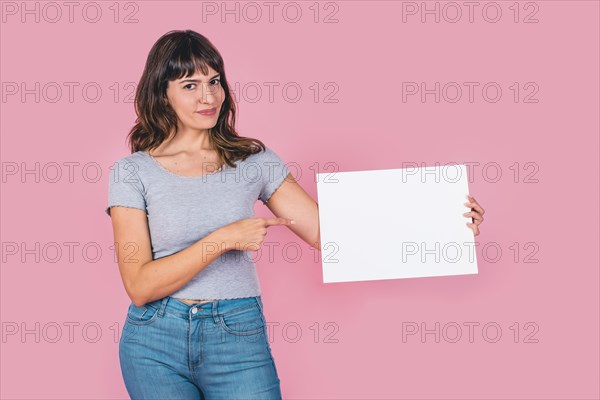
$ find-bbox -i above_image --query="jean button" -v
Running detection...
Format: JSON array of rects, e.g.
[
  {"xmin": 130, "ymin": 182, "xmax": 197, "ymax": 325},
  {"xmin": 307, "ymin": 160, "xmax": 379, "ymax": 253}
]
[{"xmin": 191, "ymin": 307, "xmax": 198, "ymax": 314}]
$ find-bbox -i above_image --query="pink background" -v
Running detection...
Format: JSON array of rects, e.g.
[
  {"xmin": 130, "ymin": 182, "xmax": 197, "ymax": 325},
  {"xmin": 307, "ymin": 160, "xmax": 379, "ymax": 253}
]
[{"xmin": 1, "ymin": 1, "xmax": 599, "ymax": 399}]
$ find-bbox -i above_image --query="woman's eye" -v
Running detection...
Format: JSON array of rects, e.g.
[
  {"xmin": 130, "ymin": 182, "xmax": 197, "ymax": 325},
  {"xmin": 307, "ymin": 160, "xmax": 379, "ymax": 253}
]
[{"xmin": 183, "ymin": 80, "xmax": 220, "ymax": 90}]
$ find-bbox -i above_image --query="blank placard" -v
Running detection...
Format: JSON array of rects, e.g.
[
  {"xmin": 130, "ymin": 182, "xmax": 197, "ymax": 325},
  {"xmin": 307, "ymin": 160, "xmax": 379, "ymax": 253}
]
[{"xmin": 316, "ymin": 164, "xmax": 478, "ymax": 283}]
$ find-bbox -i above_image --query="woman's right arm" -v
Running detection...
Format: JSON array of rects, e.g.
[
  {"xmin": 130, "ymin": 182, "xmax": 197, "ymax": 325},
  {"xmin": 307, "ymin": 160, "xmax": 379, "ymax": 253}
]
[
  {"xmin": 110, "ymin": 206, "xmax": 228, "ymax": 307},
  {"xmin": 109, "ymin": 206, "xmax": 294, "ymax": 307}
]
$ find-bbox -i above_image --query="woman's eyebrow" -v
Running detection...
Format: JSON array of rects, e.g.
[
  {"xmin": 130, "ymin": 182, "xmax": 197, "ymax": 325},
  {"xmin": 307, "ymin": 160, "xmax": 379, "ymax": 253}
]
[{"xmin": 179, "ymin": 74, "xmax": 220, "ymax": 83}]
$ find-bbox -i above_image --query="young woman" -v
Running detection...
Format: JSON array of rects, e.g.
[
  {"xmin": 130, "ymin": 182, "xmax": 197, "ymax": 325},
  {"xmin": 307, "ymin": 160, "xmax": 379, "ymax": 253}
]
[{"xmin": 106, "ymin": 30, "xmax": 485, "ymax": 399}]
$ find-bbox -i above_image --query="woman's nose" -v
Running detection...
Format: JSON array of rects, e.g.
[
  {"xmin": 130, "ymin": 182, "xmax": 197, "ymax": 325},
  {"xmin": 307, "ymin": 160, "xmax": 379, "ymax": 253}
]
[{"xmin": 198, "ymin": 83, "xmax": 218, "ymax": 103}]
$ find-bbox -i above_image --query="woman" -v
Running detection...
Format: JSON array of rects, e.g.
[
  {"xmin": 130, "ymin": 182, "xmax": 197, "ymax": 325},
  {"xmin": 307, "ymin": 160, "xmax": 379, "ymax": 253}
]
[{"xmin": 106, "ymin": 30, "xmax": 485, "ymax": 399}]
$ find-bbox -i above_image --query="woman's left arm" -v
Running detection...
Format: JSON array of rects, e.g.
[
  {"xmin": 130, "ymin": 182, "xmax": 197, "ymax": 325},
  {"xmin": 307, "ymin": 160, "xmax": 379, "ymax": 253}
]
[
  {"xmin": 264, "ymin": 173, "xmax": 321, "ymax": 250},
  {"xmin": 265, "ymin": 178, "xmax": 485, "ymax": 246}
]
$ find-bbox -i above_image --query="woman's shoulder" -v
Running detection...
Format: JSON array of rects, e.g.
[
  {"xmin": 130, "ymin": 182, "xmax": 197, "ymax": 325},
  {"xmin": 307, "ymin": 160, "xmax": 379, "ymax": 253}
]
[
  {"xmin": 245, "ymin": 146, "xmax": 284, "ymax": 161},
  {"xmin": 233, "ymin": 147, "xmax": 286, "ymax": 172},
  {"xmin": 256, "ymin": 146, "xmax": 287, "ymax": 166},
  {"xmin": 112, "ymin": 151, "xmax": 149, "ymax": 165},
  {"xmin": 110, "ymin": 151, "xmax": 152, "ymax": 177},
  {"xmin": 233, "ymin": 146, "xmax": 271, "ymax": 164}
]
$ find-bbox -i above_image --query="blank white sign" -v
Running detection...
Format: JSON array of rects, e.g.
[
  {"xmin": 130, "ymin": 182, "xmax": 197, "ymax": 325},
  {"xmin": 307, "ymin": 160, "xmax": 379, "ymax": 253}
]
[{"xmin": 316, "ymin": 164, "xmax": 478, "ymax": 283}]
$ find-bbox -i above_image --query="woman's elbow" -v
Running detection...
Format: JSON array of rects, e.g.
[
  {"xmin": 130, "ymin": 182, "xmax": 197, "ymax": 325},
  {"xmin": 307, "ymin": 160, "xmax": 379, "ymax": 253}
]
[{"xmin": 310, "ymin": 233, "xmax": 321, "ymax": 251}]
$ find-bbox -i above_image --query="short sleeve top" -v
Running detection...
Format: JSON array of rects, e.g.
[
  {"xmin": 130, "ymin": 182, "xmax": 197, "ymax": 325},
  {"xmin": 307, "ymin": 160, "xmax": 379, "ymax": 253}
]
[{"xmin": 106, "ymin": 146, "xmax": 290, "ymax": 300}]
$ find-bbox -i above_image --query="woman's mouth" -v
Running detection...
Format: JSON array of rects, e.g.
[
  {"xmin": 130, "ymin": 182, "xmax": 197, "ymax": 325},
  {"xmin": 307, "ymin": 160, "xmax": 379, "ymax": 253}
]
[{"xmin": 196, "ymin": 107, "xmax": 217, "ymax": 116}]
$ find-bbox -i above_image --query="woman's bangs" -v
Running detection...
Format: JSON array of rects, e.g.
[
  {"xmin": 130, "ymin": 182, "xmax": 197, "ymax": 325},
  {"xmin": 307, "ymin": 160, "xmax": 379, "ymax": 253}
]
[{"xmin": 167, "ymin": 48, "xmax": 220, "ymax": 82}]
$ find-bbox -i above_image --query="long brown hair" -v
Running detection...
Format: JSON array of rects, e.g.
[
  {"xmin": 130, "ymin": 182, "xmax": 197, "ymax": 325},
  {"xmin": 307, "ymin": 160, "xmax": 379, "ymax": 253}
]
[{"xmin": 126, "ymin": 29, "xmax": 265, "ymax": 168}]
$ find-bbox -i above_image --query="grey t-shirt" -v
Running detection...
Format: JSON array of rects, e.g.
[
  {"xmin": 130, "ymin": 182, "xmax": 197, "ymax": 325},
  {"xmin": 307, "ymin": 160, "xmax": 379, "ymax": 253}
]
[{"xmin": 105, "ymin": 146, "xmax": 290, "ymax": 300}]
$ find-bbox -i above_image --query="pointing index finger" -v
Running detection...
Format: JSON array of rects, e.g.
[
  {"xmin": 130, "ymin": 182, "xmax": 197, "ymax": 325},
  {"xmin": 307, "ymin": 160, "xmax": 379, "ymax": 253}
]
[{"xmin": 264, "ymin": 217, "xmax": 296, "ymax": 227}]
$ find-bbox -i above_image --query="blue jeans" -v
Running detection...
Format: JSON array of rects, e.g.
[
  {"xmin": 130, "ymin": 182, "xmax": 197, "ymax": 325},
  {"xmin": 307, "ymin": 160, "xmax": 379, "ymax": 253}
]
[{"xmin": 119, "ymin": 296, "xmax": 282, "ymax": 400}]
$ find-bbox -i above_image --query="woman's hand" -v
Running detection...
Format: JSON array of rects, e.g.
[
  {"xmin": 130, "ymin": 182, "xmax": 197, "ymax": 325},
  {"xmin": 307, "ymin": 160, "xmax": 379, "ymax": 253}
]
[
  {"xmin": 463, "ymin": 194, "xmax": 485, "ymax": 236},
  {"xmin": 216, "ymin": 217, "xmax": 295, "ymax": 252}
]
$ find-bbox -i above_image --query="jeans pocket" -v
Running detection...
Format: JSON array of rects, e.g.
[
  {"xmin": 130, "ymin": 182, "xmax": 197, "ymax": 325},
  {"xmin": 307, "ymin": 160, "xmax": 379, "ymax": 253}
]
[
  {"xmin": 217, "ymin": 303, "xmax": 265, "ymax": 336},
  {"xmin": 126, "ymin": 303, "xmax": 160, "ymax": 326}
]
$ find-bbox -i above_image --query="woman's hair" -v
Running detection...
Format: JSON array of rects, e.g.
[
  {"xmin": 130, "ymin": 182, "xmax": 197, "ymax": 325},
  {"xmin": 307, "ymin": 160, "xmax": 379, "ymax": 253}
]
[{"xmin": 126, "ymin": 29, "xmax": 265, "ymax": 167}]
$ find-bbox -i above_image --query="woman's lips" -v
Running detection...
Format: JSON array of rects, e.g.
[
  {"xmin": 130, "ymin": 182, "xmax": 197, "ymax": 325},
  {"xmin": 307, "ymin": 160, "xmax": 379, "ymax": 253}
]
[{"xmin": 196, "ymin": 108, "xmax": 217, "ymax": 116}]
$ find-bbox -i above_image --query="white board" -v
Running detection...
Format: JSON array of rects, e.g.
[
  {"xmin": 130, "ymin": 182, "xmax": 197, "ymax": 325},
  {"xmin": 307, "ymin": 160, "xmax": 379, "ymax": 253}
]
[{"xmin": 316, "ymin": 164, "xmax": 478, "ymax": 283}]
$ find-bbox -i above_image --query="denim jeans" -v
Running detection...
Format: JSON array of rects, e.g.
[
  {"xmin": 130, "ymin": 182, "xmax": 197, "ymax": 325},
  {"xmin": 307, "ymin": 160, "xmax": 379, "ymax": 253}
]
[{"xmin": 119, "ymin": 296, "xmax": 282, "ymax": 400}]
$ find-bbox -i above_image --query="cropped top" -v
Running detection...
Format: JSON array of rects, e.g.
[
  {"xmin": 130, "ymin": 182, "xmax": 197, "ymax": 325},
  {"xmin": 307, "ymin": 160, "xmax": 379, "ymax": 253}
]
[{"xmin": 105, "ymin": 146, "xmax": 290, "ymax": 300}]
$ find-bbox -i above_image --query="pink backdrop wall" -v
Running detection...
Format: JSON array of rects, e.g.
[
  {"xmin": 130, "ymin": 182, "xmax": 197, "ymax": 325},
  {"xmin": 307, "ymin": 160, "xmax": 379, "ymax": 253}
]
[{"xmin": 1, "ymin": 1, "xmax": 598, "ymax": 399}]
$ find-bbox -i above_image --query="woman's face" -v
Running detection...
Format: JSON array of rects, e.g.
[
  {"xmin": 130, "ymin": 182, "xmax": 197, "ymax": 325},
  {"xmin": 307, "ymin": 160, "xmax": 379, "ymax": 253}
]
[{"xmin": 165, "ymin": 65, "xmax": 225, "ymax": 133}]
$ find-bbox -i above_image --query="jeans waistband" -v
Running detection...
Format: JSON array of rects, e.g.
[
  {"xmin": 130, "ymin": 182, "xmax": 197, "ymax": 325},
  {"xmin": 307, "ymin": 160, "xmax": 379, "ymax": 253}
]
[{"xmin": 143, "ymin": 295, "xmax": 264, "ymax": 320}]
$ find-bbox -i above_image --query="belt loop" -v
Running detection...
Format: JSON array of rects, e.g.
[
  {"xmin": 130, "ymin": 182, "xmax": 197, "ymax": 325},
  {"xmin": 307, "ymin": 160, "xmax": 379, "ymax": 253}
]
[
  {"xmin": 212, "ymin": 299, "xmax": 220, "ymax": 324},
  {"xmin": 256, "ymin": 296, "xmax": 263, "ymax": 312},
  {"xmin": 158, "ymin": 297, "xmax": 169, "ymax": 318}
]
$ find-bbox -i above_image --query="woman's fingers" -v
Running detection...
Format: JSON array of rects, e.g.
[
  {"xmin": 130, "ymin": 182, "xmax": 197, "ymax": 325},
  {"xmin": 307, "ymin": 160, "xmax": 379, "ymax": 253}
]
[
  {"xmin": 464, "ymin": 201, "xmax": 485, "ymax": 215},
  {"xmin": 467, "ymin": 222, "xmax": 480, "ymax": 236},
  {"xmin": 263, "ymin": 217, "xmax": 296, "ymax": 227},
  {"xmin": 463, "ymin": 211, "xmax": 484, "ymax": 225},
  {"xmin": 465, "ymin": 194, "xmax": 485, "ymax": 215},
  {"xmin": 464, "ymin": 194, "xmax": 483, "ymax": 236}
]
